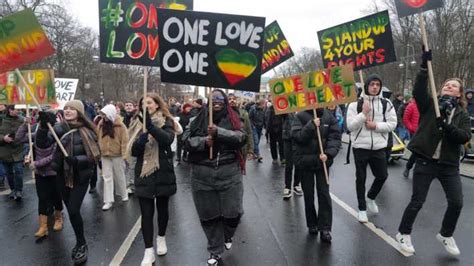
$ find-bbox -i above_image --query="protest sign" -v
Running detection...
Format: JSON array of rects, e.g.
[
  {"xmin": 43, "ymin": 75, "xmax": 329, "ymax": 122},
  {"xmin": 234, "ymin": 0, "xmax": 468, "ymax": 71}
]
[
  {"xmin": 98, "ymin": 0, "xmax": 193, "ymax": 66},
  {"xmin": 269, "ymin": 65, "xmax": 356, "ymax": 115},
  {"xmin": 261, "ymin": 21, "xmax": 294, "ymax": 74},
  {"xmin": 0, "ymin": 69, "xmax": 55, "ymax": 105},
  {"xmin": 53, "ymin": 78, "xmax": 78, "ymax": 109},
  {"xmin": 234, "ymin": 90, "xmax": 256, "ymax": 100},
  {"xmin": 395, "ymin": 0, "xmax": 444, "ymax": 17},
  {"xmin": 158, "ymin": 9, "xmax": 266, "ymax": 92},
  {"xmin": 317, "ymin": 10, "xmax": 396, "ymax": 71},
  {"xmin": 0, "ymin": 9, "xmax": 55, "ymax": 73}
]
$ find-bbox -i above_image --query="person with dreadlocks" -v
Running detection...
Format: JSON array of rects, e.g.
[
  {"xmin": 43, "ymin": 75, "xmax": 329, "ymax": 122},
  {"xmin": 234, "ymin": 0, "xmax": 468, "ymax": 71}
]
[
  {"xmin": 128, "ymin": 93, "xmax": 177, "ymax": 266},
  {"xmin": 49, "ymin": 100, "xmax": 100, "ymax": 264},
  {"xmin": 182, "ymin": 89, "xmax": 247, "ymax": 266}
]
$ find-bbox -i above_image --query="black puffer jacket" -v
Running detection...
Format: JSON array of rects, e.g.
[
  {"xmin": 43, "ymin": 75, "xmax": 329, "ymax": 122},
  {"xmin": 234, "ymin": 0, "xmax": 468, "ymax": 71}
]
[
  {"xmin": 265, "ymin": 105, "xmax": 283, "ymax": 134},
  {"xmin": 282, "ymin": 113, "xmax": 293, "ymax": 140},
  {"xmin": 291, "ymin": 109, "xmax": 341, "ymax": 169},
  {"xmin": 52, "ymin": 122, "xmax": 97, "ymax": 185},
  {"xmin": 183, "ymin": 115, "xmax": 246, "ymax": 168},
  {"xmin": 132, "ymin": 118, "xmax": 176, "ymax": 198}
]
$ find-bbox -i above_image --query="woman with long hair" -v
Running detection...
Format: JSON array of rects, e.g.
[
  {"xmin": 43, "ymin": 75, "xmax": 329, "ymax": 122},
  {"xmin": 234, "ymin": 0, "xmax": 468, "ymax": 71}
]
[
  {"xmin": 128, "ymin": 93, "xmax": 177, "ymax": 266},
  {"xmin": 97, "ymin": 104, "xmax": 129, "ymax": 211},
  {"xmin": 49, "ymin": 100, "xmax": 100, "ymax": 264},
  {"xmin": 396, "ymin": 49, "xmax": 471, "ymax": 256},
  {"xmin": 182, "ymin": 89, "xmax": 247, "ymax": 265}
]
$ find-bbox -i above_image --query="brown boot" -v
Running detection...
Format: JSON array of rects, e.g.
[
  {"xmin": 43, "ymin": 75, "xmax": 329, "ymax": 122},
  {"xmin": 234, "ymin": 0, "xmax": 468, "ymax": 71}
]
[
  {"xmin": 53, "ymin": 211, "xmax": 63, "ymax": 231},
  {"xmin": 34, "ymin": 215, "xmax": 49, "ymax": 238}
]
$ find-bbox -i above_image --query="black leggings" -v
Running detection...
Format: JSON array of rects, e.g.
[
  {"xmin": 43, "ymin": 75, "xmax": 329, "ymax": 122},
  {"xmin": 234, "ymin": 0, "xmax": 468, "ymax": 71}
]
[
  {"xmin": 62, "ymin": 181, "xmax": 89, "ymax": 245},
  {"xmin": 139, "ymin": 196, "xmax": 170, "ymax": 248},
  {"xmin": 36, "ymin": 175, "xmax": 63, "ymax": 215}
]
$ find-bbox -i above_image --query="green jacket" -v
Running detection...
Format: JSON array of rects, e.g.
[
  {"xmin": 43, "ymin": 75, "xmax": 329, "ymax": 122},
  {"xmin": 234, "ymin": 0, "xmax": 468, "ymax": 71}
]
[
  {"xmin": 240, "ymin": 108, "xmax": 254, "ymax": 156},
  {"xmin": 408, "ymin": 70, "xmax": 471, "ymax": 166},
  {"xmin": 0, "ymin": 115, "xmax": 25, "ymax": 162}
]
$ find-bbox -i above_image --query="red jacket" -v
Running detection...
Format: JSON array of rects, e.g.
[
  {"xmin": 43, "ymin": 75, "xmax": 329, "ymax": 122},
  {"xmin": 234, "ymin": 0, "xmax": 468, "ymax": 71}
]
[{"xmin": 403, "ymin": 100, "xmax": 420, "ymax": 134}]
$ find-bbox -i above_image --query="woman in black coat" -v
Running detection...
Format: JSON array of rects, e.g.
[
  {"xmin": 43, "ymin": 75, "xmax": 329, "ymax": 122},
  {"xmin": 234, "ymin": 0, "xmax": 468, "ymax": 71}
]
[
  {"xmin": 49, "ymin": 100, "xmax": 100, "ymax": 265},
  {"xmin": 128, "ymin": 93, "xmax": 176, "ymax": 266}
]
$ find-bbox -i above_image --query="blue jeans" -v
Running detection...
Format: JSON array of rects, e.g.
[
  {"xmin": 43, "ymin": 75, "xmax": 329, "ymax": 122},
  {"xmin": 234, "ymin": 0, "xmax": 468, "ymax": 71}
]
[
  {"xmin": 252, "ymin": 126, "xmax": 263, "ymax": 156},
  {"xmin": 3, "ymin": 161, "xmax": 24, "ymax": 192}
]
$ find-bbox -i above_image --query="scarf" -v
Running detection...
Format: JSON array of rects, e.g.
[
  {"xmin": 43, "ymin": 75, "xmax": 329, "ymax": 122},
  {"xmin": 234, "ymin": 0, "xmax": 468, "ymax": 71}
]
[
  {"xmin": 63, "ymin": 121, "xmax": 100, "ymax": 188},
  {"xmin": 127, "ymin": 111, "xmax": 166, "ymax": 178}
]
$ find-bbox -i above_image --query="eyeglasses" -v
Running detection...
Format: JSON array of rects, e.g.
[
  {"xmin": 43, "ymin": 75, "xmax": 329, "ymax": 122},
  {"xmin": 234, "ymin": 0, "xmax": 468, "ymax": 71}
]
[{"xmin": 212, "ymin": 95, "xmax": 225, "ymax": 103}]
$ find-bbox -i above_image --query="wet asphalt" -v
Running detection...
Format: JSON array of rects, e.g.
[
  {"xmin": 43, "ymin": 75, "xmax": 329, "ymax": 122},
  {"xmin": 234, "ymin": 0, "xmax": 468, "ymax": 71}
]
[{"xmin": 1, "ymin": 140, "xmax": 473, "ymax": 266}]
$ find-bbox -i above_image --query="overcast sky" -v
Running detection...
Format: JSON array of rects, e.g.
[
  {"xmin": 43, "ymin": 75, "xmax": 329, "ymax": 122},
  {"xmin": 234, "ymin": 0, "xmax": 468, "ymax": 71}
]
[{"xmin": 68, "ymin": 0, "xmax": 379, "ymax": 51}]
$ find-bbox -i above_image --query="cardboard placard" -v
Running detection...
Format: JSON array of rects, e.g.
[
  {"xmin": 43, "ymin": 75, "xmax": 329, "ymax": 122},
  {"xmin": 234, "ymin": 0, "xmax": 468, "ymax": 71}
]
[
  {"xmin": 0, "ymin": 9, "xmax": 55, "ymax": 73},
  {"xmin": 157, "ymin": 9, "xmax": 266, "ymax": 92},
  {"xmin": 269, "ymin": 65, "xmax": 356, "ymax": 115},
  {"xmin": 0, "ymin": 69, "xmax": 56, "ymax": 104},
  {"xmin": 261, "ymin": 21, "xmax": 294, "ymax": 74},
  {"xmin": 53, "ymin": 78, "xmax": 78, "ymax": 109},
  {"xmin": 395, "ymin": 0, "xmax": 444, "ymax": 17},
  {"xmin": 98, "ymin": 0, "xmax": 193, "ymax": 66},
  {"xmin": 234, "ymin": 90, "xmax": 256, "ymax": 100},
  {"xmin": 317, "ymin": 10, "xmax": 396, "ymax": 71}
]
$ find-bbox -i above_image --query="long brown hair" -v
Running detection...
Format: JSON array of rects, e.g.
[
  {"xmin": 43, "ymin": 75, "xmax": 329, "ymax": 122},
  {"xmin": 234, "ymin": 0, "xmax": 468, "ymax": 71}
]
[
  {"xmin": 136, "ymin": 93, "xmax": 173, "ymax": 121},
  {"xmin": 101, "ymin": 118, "xmax": 115, "ymax": 138},
  {"xmin": 441, "ymin": 78, "xmax": 467, "ymax": 110}
]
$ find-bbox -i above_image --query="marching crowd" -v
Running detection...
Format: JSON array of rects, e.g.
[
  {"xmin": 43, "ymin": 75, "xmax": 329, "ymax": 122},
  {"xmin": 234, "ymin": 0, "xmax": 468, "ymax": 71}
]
[{"xmin": 0, "ymin": 51, "xmax": 473, "ymax": 266}]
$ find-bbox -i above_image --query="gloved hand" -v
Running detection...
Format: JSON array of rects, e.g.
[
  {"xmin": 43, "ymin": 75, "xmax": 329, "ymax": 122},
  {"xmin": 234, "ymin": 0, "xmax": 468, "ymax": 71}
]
[
  {"xmin": 136, "ymin": 132, "xmax": 149, "ymax": 146},
  {"xmin": 38, "ymin": 111, "xmax": 56, "ymax": 128},
  {"xmin": 65, "ymin": 156, "xmax": 78, "ymax": 168},
  {"xmin": 438, "ymin": 95, "xmax": 458, "ymax": 117},
  {"xmin": 138, "ymin": 112, "xmax": 154, "ymax": 131},
  {"xmin": 421, "ymin": 45, "xmax": 432, "ymax": 69}
]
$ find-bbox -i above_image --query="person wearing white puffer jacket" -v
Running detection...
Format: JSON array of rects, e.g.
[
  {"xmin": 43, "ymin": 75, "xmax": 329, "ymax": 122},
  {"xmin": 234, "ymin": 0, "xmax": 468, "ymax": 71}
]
[
  {"xmin": 346, "ymin": 74, "xmax": 397, "ymax": 223},
  {"xmin": 97, "ymin": 104, "xmax": 129, "ymax": 211}
]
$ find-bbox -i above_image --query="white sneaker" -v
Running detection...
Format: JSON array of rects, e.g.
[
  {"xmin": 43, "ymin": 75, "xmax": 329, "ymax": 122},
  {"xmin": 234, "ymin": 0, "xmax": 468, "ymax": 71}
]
[
  {"xmin": 141, "ymin": 248, "xmax": 155, "ymax": 266},
  {"xmin": 436, "ymin": 233, "xmax": 460, "ymax": 255},
  {"xmin": 224, "ymin": 238, "xmax": 232, "ymax": 250},
  {"xmin": 122, "ymin": 196, "xmax": 129, "ymax": 202},
  {"xmin": 293, "ymin": 185, "xmax": 303, "ymax": 196},
  {"xmin": 396, "ymin": 233, "xmax": 415, "ymax": 253},
  {"xmin": 127, "ymin": 188, "xmax": 134, "ymax": 194},
  {"xmin": 367, "ymin": 199, "xmax": 379, "ymax": 214},
  {"xmin": 102, "ymin": 203, "xmax": 113, "ymax": 211},
  {"xmin": 283, "ymin": 188, "xmax": 292, "ymax": 199},
  {"xmin": 156, "ymin": 236, "xmax": 167, "ymax": 255},
  {"xmin": 358, "ymin": 211, "xmax": 368, "ymax": 223}
]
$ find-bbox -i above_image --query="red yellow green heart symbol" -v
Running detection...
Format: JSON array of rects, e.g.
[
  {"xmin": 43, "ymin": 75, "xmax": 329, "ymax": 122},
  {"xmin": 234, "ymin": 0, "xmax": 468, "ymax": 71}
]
[{"xmin": 216, "ymin": 49, "xmax": 258, "ymax": 86}]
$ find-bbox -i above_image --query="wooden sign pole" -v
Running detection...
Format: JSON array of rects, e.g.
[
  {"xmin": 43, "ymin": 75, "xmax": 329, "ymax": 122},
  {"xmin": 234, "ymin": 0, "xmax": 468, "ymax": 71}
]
[
  {"xmin": 418, "ymin": 13, "xmax": 441, "ymax": 118},
  {"xmin": 208, "ymin": 88, "xmax": 213, "ymax": 159},
  {"xmin": 14, "ymin": 68, "xmax": 68, "ymax": 156},
  {"xmin": 313, "ymin": 109, "xmax": 329, "ymax": 185},
  {"xmin": 26, "ymin": 105, "xmax": 35, "ymax": 179},
  {"xmin": 143, "ymin": 67, "xmax": 149, "ymax": 131}
]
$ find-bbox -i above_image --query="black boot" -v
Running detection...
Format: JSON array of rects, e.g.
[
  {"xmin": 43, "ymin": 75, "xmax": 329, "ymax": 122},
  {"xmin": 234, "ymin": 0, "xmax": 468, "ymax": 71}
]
[
  {"xmin": 72, "ymin": 244, "xmax": 88, "ymax": 264},
  {"xmin": 320, "ymin": 230, "xmax": 332, "ymax": 243},
  {"xmin": 308, "ymin": 226, "xmax": 318, "ymax": 235}
]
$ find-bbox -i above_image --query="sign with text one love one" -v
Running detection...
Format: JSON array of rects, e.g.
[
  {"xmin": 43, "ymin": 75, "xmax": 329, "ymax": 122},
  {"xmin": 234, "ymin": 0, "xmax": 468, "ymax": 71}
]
[
  {"xmin": 99, "ymin": 0, "xmax": 193, "ymax": 66},
  {"xmin": 0, "ymin": 69, "xmax": 56, "ymax": 105},
  {"xmin": 157, "ymin": 9, "xmax": 266, "ymax": 92},
  {"xmin": 395, "ymin": 0, "xmax": 444, "ymax": 18},
  {"xmin": 0, "ymin": 9, "xmax": 55, "ymax": 73},
  {"xmin": 269, "ymin": 65, "xmax": 356, "ymax": 115},
  {"xmin": 261, "ymin": 21, "xmax": 294, "ymax": 74},
  {"xmin": 317, "ymin": 10, "xmax": 396, "ymax": 71}
]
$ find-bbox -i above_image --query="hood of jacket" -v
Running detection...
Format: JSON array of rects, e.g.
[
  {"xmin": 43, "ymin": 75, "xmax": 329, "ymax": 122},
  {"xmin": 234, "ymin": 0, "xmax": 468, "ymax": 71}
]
[{"xmin": 363, "ymin": 73, "xmax": 383, "ymax": 97}]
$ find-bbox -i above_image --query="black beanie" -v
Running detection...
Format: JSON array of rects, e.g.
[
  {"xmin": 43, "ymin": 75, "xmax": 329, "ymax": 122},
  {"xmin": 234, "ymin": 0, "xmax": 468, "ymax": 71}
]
[{"xmin": 364, "ymin": 74, "xmax": 383, "ymax": 96}]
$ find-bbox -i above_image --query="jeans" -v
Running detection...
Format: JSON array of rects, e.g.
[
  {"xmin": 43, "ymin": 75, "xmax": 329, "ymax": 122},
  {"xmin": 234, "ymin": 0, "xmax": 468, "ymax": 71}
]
[
  {"xmin": 0, "ymin": 162, "xmax": 5, "ymax": 183},
  {"xmin": 283, "ymin": 140, "xmax": 300, "ymax": 189},
  {"xmin": 300, "ymin": 168, "xmax": 332, "ymax": 230},
  {"xmin": 269, "ymin": 131, "xmax": 284, "ymax": 160},
  {"xmin": 252, "ymin": 126, "xmax": 263, "ymax": 156},
  {"xmin": 398, "ymin": 158, "xmax": 463, "ymax": 237},
  {"xmin": 3, "ymin": 161, "xmax": 24, "ymax": 192},
  {"xmin": 353, "ymin": 148, "xmax": 388, "ymax": 211}
]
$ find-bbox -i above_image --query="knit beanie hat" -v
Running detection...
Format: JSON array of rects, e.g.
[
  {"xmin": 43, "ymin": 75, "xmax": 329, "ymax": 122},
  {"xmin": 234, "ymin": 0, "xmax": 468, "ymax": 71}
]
[
  {"xmin": 64, "ymin": 100, "xmax": 85, "ymax": 115},
  {"xmin": 100, "ymin": 104, "xmax": 117, "ymax": 122}
]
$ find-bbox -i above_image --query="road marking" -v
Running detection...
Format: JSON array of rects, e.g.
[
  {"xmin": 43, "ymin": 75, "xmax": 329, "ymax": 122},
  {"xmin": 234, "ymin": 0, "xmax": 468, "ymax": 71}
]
[
  {"xmin": 110, "ymin": 216, "xmax": 142, "ymax": 266},
  {"xmin": 330, "ymin": 192, "xmax": 413, "ymax": 257}
]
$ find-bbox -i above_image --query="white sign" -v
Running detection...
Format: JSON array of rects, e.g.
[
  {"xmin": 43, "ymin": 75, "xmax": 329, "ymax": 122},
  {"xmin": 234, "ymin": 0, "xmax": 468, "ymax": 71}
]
[
  {"xmin": 54, "ymin": 78, "xmax": 78, "ymax": 109},
  {"xmin": 234, "ymin": 90, "xmax": 256, "ymax": 100}
]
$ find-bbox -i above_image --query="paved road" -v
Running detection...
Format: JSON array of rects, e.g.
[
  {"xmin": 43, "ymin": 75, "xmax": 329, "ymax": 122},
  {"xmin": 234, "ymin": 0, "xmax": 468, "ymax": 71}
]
[{"xmin": 1, "ymin": 141, "xmax": 473, "ymax": 265}]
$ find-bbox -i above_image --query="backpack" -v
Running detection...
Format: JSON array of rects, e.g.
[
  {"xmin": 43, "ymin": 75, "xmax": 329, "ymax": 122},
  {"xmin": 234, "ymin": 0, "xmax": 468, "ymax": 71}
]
[{"xmin": 345, "ymin": 97, "xmax": 392, "ymax": 164}]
